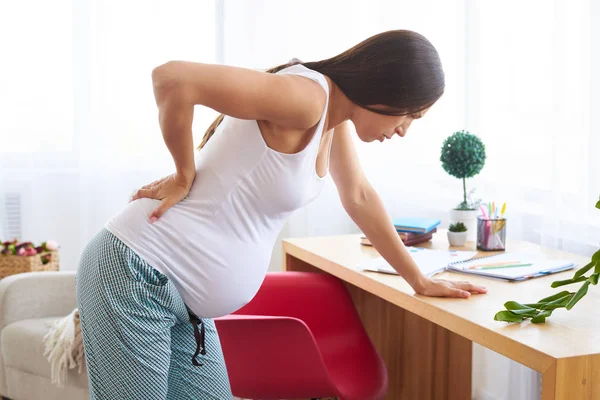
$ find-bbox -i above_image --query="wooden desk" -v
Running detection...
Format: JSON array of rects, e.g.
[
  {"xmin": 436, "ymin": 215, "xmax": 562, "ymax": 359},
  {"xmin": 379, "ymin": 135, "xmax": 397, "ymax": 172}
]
[{"xmin": 283, "ymin": 231, "xmax": 599, "ymax": 400}]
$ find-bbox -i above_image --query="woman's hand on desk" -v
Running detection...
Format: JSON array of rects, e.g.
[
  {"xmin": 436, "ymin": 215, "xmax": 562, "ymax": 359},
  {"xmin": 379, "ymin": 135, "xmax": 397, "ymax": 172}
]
[{"xmin": 415, "ymin": 277, "xmax": 487, "ymax": 298}]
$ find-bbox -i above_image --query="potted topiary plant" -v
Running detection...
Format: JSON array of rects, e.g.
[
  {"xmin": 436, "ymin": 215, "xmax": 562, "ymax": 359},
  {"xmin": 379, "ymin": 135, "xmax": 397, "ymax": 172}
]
[
  {"xmin": 448, "ymin": 222, "xmax": 468, "ymax": 246},
  {"xmin": 440, "ymin": 130, "xmax": 486, "ymax": 241}
]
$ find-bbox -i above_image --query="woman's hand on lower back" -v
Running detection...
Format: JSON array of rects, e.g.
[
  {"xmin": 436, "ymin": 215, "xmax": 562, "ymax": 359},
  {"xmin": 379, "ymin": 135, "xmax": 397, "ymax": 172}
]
[
  {"xmin": 415, "ymin": 276, "xmax": 488, "ymax": 298},
  {"xmin": 130, "ymin": 171, "xmax": 195, "ymax": 223}
]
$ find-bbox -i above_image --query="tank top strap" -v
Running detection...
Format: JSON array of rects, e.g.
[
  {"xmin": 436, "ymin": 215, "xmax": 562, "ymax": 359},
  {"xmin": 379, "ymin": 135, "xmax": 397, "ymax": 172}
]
[
  {"xmin": 276, "ymin": 64, "xmax": 330, "ymax": 97},
  {"xmin": 276, "ymin": 64, "xmax": 330, "ymax": 155}
]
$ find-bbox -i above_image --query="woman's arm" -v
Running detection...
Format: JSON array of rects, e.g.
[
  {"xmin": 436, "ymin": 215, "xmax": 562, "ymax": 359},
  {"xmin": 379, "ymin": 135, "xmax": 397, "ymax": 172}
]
[
  {"xmin": 329, "ymin": 122, "xmax": 427, "ymax": 291},
  {"xmin": 329, "ymin": 122, "xmax": 486, "ymax": 297},
  {"xmin": 151, "ymin": 60, "xmax": 327, "ymax": 182},
  {"xmin": 135, "ymin": 61, "xmax": 328, "ymax": 221}
]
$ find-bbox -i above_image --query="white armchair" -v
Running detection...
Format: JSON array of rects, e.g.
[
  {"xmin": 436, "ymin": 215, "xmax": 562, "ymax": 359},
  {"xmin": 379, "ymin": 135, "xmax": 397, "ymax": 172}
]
[{"xmin": 0, "ymin": 271, "xmax": 89, "ymax": 400}]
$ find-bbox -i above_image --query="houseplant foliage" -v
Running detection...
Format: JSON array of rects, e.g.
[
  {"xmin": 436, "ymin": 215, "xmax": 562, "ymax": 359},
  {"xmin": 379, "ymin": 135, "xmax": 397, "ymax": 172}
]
[
  {"xmin": 494, "ymin": 199, "xmax": 600, "ymax": 324},
  {"xmin": 447, "ymin": 222, "xmax": 468, "ymax": 246},
  {"xmin": 440, "ymin": 130, "xmax": 486, "ymax": 210},
  {"xmin": 449, "ymin": 222, "xmax": 467, "ymax": 233}
]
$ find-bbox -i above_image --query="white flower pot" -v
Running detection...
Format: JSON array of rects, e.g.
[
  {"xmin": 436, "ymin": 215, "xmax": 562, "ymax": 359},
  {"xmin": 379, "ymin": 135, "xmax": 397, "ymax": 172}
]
[
  {"xmin": 449, "ymin": 209, "xmax": 478, "ymax": 241},
  {"xmin": 447, "ymin": 231, "xmax": 468, "ymax": 247}
]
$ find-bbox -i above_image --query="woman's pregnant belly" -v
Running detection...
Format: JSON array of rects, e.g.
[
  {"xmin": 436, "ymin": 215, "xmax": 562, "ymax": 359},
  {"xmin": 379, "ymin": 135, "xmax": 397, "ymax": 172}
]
[{"xmin": 106, "ymin": 198, "xmax": 276, "ymax": 318}]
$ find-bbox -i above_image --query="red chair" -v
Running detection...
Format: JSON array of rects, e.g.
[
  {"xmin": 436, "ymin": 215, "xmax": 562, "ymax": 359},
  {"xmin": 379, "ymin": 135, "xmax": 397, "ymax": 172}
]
[{"xmin": 214, "ymin": 272, "xmax": 388, "ymax": 400}]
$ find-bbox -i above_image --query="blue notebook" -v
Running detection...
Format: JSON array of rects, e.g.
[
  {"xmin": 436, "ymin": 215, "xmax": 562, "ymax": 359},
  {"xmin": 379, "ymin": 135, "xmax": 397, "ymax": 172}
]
[{"xmin": 392, "ymin": 217, "xmax": 441, "ymax": 234}]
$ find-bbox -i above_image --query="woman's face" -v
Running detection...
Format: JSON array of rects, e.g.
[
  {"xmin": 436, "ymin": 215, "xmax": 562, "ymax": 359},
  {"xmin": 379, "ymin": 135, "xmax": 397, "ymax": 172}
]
[{"xmin": 351, "ymin": 105, "xmax": 431, "ymax": 143}]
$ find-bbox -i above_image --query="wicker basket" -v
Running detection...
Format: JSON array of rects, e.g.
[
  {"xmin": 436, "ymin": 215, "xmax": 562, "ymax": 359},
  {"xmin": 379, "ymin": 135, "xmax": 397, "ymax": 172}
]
[{"xmin": 0, "ymin": 251, "xmax": 60, "ymax": 279}]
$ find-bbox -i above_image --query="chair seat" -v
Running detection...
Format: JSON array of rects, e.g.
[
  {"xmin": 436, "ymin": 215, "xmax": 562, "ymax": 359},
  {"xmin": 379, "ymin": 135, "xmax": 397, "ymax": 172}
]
[
  {"xmin": 216, "ymin": 272, "xmax": 388, "ymax": 400},
  {"xmin": 1, "ymin": 317, "xmax": 89, "ymax": 390}
]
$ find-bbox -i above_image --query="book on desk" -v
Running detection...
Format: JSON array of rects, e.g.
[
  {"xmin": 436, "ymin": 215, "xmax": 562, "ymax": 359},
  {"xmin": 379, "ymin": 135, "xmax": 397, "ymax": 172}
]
[
  {"xmin": 360, "ymin": 217, "xmax": 441, "ymax": 247},
  {"xmin": 392, "ymin": 217, "xmax": 441, "ymax": 234}
]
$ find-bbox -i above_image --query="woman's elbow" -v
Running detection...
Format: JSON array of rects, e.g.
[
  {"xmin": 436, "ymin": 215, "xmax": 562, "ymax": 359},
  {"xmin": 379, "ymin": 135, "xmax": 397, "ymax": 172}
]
[{"xmin": 152, "ymin": 61, "xmax": 182, "ymax": 104}]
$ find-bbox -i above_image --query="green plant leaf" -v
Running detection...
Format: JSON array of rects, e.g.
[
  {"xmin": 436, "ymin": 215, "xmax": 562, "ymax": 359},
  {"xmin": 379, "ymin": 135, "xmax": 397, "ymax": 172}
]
[
  {"xmin": 504, "ymin": 301, "xmax": 535, "ymax": 311},
  {"xmin": 540, "ymin": 293, "xmax": 572, "ymax": 310},
  {"xmin": 494, "ymin": 311, "xmax": 525, "ymax": 323},
  {"xmin": 537, "ymin": 290, "xmax": 571, "ymax": 303},
  {"xmin": 531, "ymin": 310, "xmax": 553, "ymax": 324},
  {"xmin": 596, "ymin": 199, "xmax": 600, "ymax": 209},
  {"xmin": 551, "ymin": 275, "xmax": 588, "ymax": 288},
  {"xmin": 589, "ymin": 273, "xmax": 600, "ymax": 285},
  {"xmin": 565, "ymin": 281, "xmax": 590, "ymax": 310},
  {"xmin": 503, "ymin": 301, "xmax": 539, "ymax": 316},
  {"xmin": 540, "ymin": 303, "xmax": 569, "ymax": 311},
  {"xmin": 595, "ymin": 260, "xmax": 600, "ymax": 274},
  {"xmin": 592, "ymin": 249, "xmax": 600, "ymax": 262},
  {"xmin": 574, "ymin": 261, "xmax": 596, "ymax": 278},
  {"xmin": 440, "ymin": 131, "xmax": 486, "ymax": 181},
  {"xmin": 508, "ymin": 308, "xmax": 539, "ymax": 317},
  {"xmin": 524, "ymin": 302, "xmax": 546, "ymax": 309}
]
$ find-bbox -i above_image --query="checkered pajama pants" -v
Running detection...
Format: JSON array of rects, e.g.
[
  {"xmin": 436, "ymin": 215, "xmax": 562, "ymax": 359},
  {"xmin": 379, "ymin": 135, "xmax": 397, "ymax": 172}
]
[{"xmin": 76, "ymin": 228, "xmax": 233, "ymax": 399}]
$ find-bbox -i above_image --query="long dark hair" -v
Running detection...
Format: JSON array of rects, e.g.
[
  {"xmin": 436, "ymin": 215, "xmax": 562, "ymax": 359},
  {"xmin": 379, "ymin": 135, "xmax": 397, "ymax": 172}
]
[{"xmin": 198, "ymin": 29, "xmax": 444, "ymax": 149}]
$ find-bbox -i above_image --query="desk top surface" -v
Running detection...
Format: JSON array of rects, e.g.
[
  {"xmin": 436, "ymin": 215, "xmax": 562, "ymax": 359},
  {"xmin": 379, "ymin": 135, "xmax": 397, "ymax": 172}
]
[{"xmin": 283, "ymin": 231, "xmax": 599, "ymax": 367}]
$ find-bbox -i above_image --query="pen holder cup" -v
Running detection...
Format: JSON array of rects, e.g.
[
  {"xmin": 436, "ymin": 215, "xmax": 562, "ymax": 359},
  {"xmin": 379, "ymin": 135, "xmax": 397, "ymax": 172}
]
[{"xmin": 477, "ymin": 216, "xmax": 507, "ymax": 251}]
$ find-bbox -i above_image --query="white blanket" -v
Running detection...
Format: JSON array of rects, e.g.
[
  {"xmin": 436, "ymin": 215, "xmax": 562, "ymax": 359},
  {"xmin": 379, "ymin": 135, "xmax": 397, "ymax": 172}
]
[{"xmin": 42, "ymin": 308, "xmax": 85, "ymax": 387}]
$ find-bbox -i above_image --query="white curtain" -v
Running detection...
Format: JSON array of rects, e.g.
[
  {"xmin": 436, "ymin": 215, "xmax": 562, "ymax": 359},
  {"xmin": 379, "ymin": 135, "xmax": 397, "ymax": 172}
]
[
  {"xmin": 0, "ymin": 0, "xmax": 219, "ymax": 270},
  {"xmin": 1, "ymin": 1, "xmax": 597, "ymax": 399},
  {"xmin": 465, "ymin": 0, "xmax": 598, "ymax": 257}
]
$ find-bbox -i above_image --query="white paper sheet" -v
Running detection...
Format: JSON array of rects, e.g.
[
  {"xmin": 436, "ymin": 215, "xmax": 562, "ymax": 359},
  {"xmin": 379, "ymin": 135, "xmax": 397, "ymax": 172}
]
[{"xmin": 357, "ymin": 248, "xmax": 478, "ymax": 277}]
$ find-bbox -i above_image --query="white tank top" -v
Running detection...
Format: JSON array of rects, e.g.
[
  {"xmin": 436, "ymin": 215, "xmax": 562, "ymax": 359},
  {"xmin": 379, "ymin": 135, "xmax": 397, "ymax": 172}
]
[{"xmin": 105, "ymin": 64, "xmax": 331, "ymax": 318}]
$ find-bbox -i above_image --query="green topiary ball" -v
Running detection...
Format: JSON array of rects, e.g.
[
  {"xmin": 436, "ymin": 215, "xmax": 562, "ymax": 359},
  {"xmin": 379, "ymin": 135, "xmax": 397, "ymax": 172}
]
[{"xmin": 440, "ymin": 130, "xmax": 486, "ymax": 179}]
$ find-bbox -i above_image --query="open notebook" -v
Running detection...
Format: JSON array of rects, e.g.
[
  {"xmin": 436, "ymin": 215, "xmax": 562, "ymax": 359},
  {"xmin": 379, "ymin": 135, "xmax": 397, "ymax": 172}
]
[
  {"xmin": 447, "ymin": 252, "xmax": 576, "ymax": 281},
  {"xmin": 357, "ymin": 249, "xmax": 577, "ymax": 281},
  {"xmin": 357, "ymin": 248, "xmax": 478, "ymax": 277}
]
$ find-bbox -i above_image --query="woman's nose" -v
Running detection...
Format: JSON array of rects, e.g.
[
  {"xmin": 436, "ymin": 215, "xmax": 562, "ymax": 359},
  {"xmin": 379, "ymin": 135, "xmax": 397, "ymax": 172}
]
[{"xmin": 397, "ymin": 119, "xmax": 413, "ymax": 136}]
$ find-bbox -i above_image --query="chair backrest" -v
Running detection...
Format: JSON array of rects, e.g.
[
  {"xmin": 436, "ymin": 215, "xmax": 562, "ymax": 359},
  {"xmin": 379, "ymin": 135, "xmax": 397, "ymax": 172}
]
[
  {"xmin": 215, "ymin": 316, "xmax": 338, "ymax": 398},
  {"xmin": 234, "ymin": 272, "xmax": 364, "ymax": 340}
]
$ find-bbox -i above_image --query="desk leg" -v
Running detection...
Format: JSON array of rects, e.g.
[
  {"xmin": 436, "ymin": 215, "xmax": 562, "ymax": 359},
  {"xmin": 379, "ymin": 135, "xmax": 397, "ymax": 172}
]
[
  {"xmin": 542, "ymin": 355, "xmax": 600, "ymax": 400},
  {"xmin": 285, "ymin": 255, "xmax": 472, "ymax": 400}
]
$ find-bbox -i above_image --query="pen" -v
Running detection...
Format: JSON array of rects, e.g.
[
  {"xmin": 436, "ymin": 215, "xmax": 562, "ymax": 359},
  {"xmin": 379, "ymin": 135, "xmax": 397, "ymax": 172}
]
[
  {"xmin": 476, "ymin": 263, "xmax": 533, "ymax": 270},
  {"xmin": 480, "ymin": 205, "xmax": 488, "ymax": 219},
  {"xmin": 500, "ymin": 202, "xmax": 507, "ymax": 218}
]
